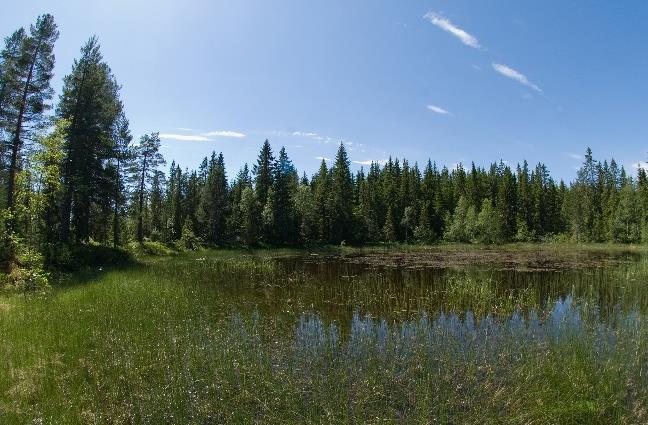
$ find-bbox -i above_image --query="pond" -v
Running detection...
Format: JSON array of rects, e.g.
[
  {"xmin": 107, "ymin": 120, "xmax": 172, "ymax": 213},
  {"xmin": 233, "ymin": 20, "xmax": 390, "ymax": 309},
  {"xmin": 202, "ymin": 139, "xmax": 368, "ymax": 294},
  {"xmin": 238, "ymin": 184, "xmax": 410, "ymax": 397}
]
[{"xmin": 211, "ymin": 246, "xmax": 648, "ymax": 322}]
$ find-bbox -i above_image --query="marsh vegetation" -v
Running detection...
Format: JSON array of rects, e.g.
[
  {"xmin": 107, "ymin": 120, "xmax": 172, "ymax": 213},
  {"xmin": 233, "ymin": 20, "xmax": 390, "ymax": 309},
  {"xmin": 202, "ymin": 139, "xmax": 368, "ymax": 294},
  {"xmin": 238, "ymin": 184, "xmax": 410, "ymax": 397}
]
[{"xmin": 2, "ymin": 246, "xmax": 648, "ymax": 423}]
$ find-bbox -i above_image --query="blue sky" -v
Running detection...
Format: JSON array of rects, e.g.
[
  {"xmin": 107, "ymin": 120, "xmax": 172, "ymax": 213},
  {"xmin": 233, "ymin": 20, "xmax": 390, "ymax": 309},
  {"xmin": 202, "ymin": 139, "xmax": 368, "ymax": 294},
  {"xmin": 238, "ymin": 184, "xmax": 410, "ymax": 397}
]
[{"xmin": 4, "ymin": 0, "xmax": 648, "ymax": 181}]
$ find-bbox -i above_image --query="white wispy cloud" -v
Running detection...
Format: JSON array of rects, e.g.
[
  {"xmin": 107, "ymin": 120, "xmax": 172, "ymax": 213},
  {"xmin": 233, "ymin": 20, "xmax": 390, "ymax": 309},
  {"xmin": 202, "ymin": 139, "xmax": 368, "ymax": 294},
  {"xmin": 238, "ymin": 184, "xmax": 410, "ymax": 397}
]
[
  {"xmin": 315, "ymin": 156, "xmax": 332, "ymax": 162},
  {"xmin": 291, "ymin": 130, "xmax": 339, "ymax": 144},
  {"xmin": 427, "ymin": 104, "xmax": 452, "ymax": 115},
  {"xmin": 292, "ymin": 131, "xmax": 318, "ymax": 137},
  {"xmin": 177, "ymin": 127, "xmax": 195, "ymax": 132},
  {"xmin": 568, "ymin": 153, "xmax": 582, "ymax": 160},
  {"xmin": 352, "ymin": 159, "xmax": 388, "ymax": 166},
  {"xmin": 424, "ymin": 12, "xmax": 481, "ymax": 49},
  {"xmin": 161, "ymin": 130, "xmax": 246, "ymax": 141},
  {"xmin": 492, "ymin": 63, "xmax": 542, "ymax": 92},
  {"xmin": 160, "ymin": 133, "xmax": 211, "ymax": 142},
  {"xmin": 203, "ymin": 130, "xmax": 246, "ymax": 138}
]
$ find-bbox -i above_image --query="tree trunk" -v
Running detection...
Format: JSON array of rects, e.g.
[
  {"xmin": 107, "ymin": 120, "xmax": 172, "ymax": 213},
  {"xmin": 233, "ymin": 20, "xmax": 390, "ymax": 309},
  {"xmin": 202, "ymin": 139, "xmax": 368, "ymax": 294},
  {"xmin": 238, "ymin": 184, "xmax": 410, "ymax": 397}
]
[
  {"xmin": 60, "ymin": 63, "xmax": 89, "ymax": 243},
  {"xmin": 6, "ymin": 48, "xmax": 37, "ymax": 211},
  {"xmin": 112, "ymin": 159, "xmax": 121, "ymax": 247},
  {"xmin": 137, "ymin": 155, "xmax": 148, "ymax": 243}
]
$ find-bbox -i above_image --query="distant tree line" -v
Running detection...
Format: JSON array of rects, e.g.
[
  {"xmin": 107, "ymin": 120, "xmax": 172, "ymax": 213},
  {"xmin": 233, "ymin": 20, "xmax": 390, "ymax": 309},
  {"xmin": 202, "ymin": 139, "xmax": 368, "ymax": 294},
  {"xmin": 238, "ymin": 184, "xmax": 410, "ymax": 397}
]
[{"xmin": 1, "ymin": 15, "xmax": 647, "ymax": 284}]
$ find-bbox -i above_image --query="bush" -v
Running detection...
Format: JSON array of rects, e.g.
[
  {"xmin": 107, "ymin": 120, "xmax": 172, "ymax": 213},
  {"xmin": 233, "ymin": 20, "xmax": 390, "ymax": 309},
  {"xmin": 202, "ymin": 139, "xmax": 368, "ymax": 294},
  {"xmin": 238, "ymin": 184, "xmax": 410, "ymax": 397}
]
[
  {"xmin": 69, "ymin": 244, "xmax": 133, "ymax": 269},
  {"xmin": 179, "ymin": 221, "xmax": 203, "ymax": 251},
  {"xmin": 128, "ymin": 241, "xmax": 174, "ymax": 257},
  {"xmin": 0, "ymin": 233, "xmax": 49, "ymax": 292}
]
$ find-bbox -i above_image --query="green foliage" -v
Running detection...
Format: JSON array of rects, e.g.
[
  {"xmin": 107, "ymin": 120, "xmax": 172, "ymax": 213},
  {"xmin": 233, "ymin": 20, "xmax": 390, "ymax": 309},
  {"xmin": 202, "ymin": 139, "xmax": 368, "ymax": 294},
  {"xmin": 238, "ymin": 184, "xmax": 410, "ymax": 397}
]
[
  {"xmin": 197, "ymin": 153, "xmax": 227, "ymax": 245},
  {"xmin": 382, "ymin": 208, "xmax": 398, "ymax": 242},
  {"xmin": 238, "ymin": 186, "xmax": 259, "ymax": 246},
  {"xmin": 444, "ymin": 196, "xmax": 477, "ymax": 242},
  {"xmin": 293, "ymin": 184, "xmax": 316, "ymax": 244},
  {"xmin": 328, "ymin": 144, "xmax": 354, "ymax": 243},
  {"xmin": 609, "ymin": 183, "xmax": 641, "ymax": 243},
  {"xmin": 179, "ymin": 219, "xmax": 202, "ymax": 251},
  {"xmin": 2, "ymin": 14, "xmax": 58, "ymax": 211},
  {"xmin": 1, "ymin": 242, "xmax": 49, "ymax": 292},
  {"xmin": 1, "ymin": 254, "xmax": 647, "ymax": 423},
  {"xmin": 128, "ymin": 241, "xmax": 173, "ymax": 257},
  {"xmin": 475, "ymin": 199, "xmax": 504, "ymax": 244},
  {"xmin": 1, "ymin": 15, "xmax": 647, "ymax": 290},
  {"xmin": 57, "ymin": 36, "xmax": 124, "ymax": 244},
  {"xmin": 0, "ymin": 212, "xmax": 48, "ymax": 291}
]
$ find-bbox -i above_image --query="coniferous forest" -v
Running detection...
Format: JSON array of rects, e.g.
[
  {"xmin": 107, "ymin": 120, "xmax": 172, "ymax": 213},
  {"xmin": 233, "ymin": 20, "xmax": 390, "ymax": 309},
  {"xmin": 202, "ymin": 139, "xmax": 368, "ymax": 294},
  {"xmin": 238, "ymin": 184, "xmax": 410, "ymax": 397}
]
[
  {"xmin": 1, "ymin": 15, "xmax": 647, "ymax": 286},
  {"xmin": 4, "ymin": 12, "xmax": 648, "ymax": 424}
]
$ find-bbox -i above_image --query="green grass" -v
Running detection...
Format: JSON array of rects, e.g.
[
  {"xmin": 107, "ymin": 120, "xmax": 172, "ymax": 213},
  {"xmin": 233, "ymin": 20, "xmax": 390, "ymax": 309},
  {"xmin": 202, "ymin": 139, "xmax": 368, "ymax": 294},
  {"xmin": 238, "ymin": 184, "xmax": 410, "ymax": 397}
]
[{"xmin": 1, "ymin": 249, "xmax": 647, "ymax": 423}]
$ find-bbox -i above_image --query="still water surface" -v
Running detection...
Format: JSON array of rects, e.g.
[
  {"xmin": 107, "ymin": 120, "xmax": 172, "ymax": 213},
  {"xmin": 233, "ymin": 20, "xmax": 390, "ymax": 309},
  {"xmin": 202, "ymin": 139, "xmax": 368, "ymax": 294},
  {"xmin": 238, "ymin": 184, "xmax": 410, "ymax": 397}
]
[{"xmin": 215, "ymin": 248, "xmax": 648, "ymax": 322}]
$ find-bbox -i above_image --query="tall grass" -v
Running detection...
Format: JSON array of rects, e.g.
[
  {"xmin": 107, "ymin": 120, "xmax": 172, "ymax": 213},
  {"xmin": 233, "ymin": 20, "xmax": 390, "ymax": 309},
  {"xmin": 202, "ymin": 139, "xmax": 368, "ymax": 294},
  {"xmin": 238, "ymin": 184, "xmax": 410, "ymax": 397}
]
[{"xmin": 1, "ymin": 253, "xmax": 647, "ymax": 423}]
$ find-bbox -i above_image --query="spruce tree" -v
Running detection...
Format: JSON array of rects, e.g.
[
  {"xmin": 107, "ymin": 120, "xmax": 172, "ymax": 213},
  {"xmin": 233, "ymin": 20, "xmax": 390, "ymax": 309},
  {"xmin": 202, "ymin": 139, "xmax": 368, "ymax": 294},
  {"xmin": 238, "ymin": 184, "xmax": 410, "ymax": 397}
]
[
  {"xmin": 312, "ymin": 159, "xmax": 330, "ymax": 242},
  {"xmin": 272, "ymin": 147, "xmax": 297, "ymax": 244},
  {"xmin": 329, "ymin": 143, "xmax": 353, "ymax": 243},
  {"xmin": 110, "ymin": 112, "xmax": 132, "ymax": 246},
  {"xmin": 239, "ymin": 186, "xmax": 258, "ymax": 246},
  {"xmin": 198, "ymin": 152, "xmax": 228, "ymax": 244},
  {"xmin": 253, "ymin": 140, "xmax": 274, "ymax": 227}
]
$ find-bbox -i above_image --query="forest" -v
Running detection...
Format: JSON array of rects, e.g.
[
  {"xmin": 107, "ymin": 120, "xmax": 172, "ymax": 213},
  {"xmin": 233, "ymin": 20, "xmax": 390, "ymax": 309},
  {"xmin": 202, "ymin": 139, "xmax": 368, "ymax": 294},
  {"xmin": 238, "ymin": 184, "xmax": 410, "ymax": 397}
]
[
  {"xmin": 1, "ymin": 14, "xmax": 647, "ymax": 289},
  {"xmin": 3, "ymin": 11, "xmax": 648, "ymax": 424}
]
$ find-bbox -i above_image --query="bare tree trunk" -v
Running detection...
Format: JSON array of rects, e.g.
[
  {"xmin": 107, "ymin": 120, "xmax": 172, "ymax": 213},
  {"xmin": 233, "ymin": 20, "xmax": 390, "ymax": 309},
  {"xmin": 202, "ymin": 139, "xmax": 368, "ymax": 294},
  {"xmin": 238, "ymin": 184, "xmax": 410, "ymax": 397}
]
[
  {"xmin": 137, "ymin": 155, "xmax": 148, "ymax": 243},
  {"xmin": 112, "ymin": 159, "xmax": 121, "ymax": 247}
]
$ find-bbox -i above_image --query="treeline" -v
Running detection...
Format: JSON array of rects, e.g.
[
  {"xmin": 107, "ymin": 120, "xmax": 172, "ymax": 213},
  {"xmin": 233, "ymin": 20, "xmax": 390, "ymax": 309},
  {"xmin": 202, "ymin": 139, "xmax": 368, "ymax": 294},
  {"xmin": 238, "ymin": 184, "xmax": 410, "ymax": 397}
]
[
  {"xmin": 140, "ymin": 144, "xmax": 644, "ymax": 247},
  {"xmin": 1, "ymin": 15, "xmax": 647, "ymax": 286}
]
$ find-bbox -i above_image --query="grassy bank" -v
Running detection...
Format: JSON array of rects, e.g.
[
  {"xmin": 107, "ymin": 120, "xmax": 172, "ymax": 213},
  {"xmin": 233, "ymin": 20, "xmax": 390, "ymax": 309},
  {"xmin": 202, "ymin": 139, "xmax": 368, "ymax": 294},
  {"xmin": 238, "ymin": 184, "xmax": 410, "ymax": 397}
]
[{"xmin": 1, "ymin": 250, "xmax": 647, "ymax": 423}]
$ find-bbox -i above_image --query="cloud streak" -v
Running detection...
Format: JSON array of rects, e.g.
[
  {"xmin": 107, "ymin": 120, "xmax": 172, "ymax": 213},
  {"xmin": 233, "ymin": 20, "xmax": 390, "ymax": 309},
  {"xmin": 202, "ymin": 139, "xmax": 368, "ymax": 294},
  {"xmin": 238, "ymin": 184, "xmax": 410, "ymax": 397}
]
[
  {"xmin": 292, "ymin": 131, "xmax": 318, "ymax": 137},
  {"xmin": 492, "ymin": 63, "xmax": 542, "ymax": 92},
  {"xmin": 160, "ymin": 130, "xmax": 246, "ymax": 141},
  {"xmin": 352, "ymin": 159, "xmax": 388, "ymax": 166},
  {"xmin": 160, "ymin": 133, "xmax": 210, "ymax": 142},
  {"xmin": 424, "ymin": 12, "xmax": 481, "ymax": 49},
  {"xmin": 203, "ymin": 130, "xmax": 246, "ymax": 138},
  {"xmin": 427, "ymin": 104, "xmax": 452, "ymax": 115}
]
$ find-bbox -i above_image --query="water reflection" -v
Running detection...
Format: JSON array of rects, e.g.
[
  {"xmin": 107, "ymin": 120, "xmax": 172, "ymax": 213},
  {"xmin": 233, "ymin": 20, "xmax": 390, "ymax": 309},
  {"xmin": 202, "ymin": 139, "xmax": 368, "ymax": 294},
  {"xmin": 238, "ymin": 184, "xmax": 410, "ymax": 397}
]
[{"xmin": 221, "ymin": 249, "xmax": 648, "ymax": 322}]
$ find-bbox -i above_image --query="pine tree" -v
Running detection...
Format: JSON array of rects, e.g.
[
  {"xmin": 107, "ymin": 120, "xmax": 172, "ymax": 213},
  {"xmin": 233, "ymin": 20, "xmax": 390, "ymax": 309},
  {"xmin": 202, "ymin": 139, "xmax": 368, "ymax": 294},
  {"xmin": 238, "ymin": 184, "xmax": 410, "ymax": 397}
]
[
  {"xmin": 5, "ymin": 15, "xmax": 58, "ymax": 212},
  {"xmin": 0, "ymin": 28, "xmax": 27, "ymax": 177},
  {"xmin": 58, "ymin": 37, "xmax": 123, "ymax": 243},
  {"xmin": 130, "ymin": 133, "xmax": 165, "ymax": 243},
  {"xmin": 149, "ymin": 170, "xmax": 165, "ymax": 240}
]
